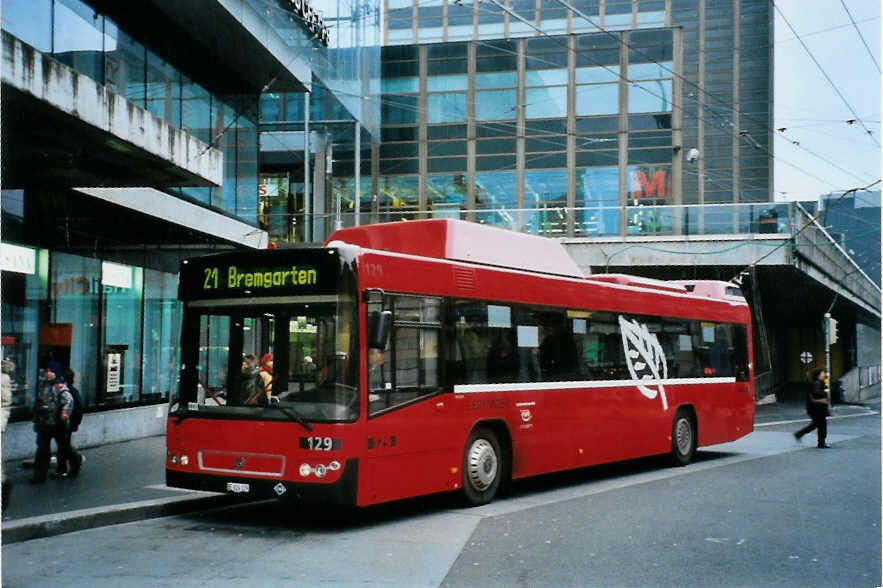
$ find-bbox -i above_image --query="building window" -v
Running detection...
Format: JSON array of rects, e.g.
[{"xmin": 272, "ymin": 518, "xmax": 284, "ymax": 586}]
[
  {"xmin": 101, "ymin": 262, "xmax": 143, "ymax": 406},
  {"xmin": 53, "ymin": 0, "xmax": 104, "ymax": 83},
  {"xmin": 1, "ymin": 243, "xmax": 46, "ymax": 422},
  {"xmin": 141, "ymin": 270, "xmax": 181, "ymax": 403},
  {"xmin": 524, "ymin": 170, "xmax": 568, "ymax": 235},
  {"xmin": 628, "ymin": 79, "xmax": 672, "ymax": 113},
  {"xmin": 627, "ymin": 165, "xmax": 673, "ymax": 235},
  {"xmin": 475, "ymin": 171, "xmax": 516, "ymax": 229},
  {"xmin": 2, "ymin": 0, "xmax": 52, "ymax": 52},
  {"xmin": 146, "ymin": 50, "xmax": 182, "ymax": 127},
  {"xmin": 428, "ymin": 93, "xmax": 467, "ymax": 123},
  {"xmin": 427, "ymin": 174, "xmax": 468, "ymax": 217},
  {"xmin": 576, "ymin": 166, "xmax": 620, "ymax": 236},
  {"xmin": 525, "ymin": 87, "xmax": 568, "ymax": 119},
  {"xmin": 49, "ymin": 252, "xmax": 101, "ymax": 407},
  {"xmin": 378, "ymin": 175, "xmax": 420, "ymax": 222},
  {"xmin": 104, "ymin": 20, "xmax": 147, "ymax": 107}
]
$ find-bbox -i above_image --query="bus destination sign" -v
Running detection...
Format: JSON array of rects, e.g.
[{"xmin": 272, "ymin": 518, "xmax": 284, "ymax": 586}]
[
  {"xmin": 204, "ymin": 264, "xmax": 317, "ymax": 291},
  {"xmin": 179, "ymin": 249, "xmax": 340, "ymax": 300}
]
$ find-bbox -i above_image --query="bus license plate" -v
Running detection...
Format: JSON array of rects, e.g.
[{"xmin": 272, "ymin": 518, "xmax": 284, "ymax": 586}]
[{"xmin": 226, "ymin": 482, "xmax": 250, "ymax": 494}]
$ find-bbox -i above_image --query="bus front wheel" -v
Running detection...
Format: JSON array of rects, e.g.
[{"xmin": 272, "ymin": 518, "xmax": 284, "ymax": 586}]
[
  {"xmin": 671, "ymin": 409, "xmax": 696, "ymax": 466},
  {"xmin": 462, "ymin": 428, "xmax": 502, "ymax": 507}
]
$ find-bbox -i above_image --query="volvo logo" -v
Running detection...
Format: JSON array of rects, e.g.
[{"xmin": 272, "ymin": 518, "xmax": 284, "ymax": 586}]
[{"xmin": 233, "ymin": 456, "xmax": 249, "ymax": 470}]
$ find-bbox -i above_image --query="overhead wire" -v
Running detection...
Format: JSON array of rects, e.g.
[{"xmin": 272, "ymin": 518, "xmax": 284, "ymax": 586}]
[
  {"xmin": 372, "ymin": 0, "xmax": 863, "ymax": 197},
  {"xmin": 259, "ymin": 0, "xmax": 876, "ymax": 213},
  {"xmin": 553, "ymin": 0, "xmax": 878, "ymax": 190},
  {"xmin": 773, "ymin": 129, "xmax": 877, "ymax": 185},
  {"xmin": 839, "ymin": 0, "xmax": 880, "ymax": 73},
  {"xmin": 771, "ymin": 0, "xmax": 880, "ymax": 147}
]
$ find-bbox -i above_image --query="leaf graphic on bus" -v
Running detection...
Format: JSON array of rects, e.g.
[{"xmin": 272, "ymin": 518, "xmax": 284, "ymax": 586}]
[{"xmin": 618, "ymin": 315, "xmax": 669, "ymax": 411}]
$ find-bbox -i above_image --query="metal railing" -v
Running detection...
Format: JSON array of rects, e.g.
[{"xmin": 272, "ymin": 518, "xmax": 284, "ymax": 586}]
[{"xmin": 269, "ymin": 201, "xmax": 796, "ymax": 244}]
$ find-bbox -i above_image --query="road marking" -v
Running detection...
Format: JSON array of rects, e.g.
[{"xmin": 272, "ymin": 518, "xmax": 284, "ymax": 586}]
[
  {"xmin": 143, "ymin": 484, "xmax": 213, "ymax": 494},
  {"xmin": 755, "ymin": 409, "xmax": 877, "ymax": 428}
]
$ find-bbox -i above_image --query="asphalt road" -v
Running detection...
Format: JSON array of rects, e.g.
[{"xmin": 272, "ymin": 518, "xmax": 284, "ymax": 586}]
[{"xmin": 2, "ymin": 412, "xmax": 879, "ymax": 587}]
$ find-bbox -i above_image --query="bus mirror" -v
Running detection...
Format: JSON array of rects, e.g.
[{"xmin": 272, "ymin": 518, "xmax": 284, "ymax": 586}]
[{"xmin": 369, "ymin": 310, "xmax": 392, "ymax": 350}]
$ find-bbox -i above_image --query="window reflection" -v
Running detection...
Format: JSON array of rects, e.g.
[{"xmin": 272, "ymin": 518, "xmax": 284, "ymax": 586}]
[
  {"xmin": 146, "ymin": 50, "xmax": 182, "ymax": 127},
  {"xmin": 576, "ymin": 167, "xmax": 620, "ymax": 236},
  {"xmin": 476, "ymin": 89, "xmax": 517, "ymax": 121},
  {"xmin": 526, "ymin": 87, "xmax": 567, "ymax": 119},
  {"xmin": 53, "ymin": 0, "xmax": 104, "ymax": 83},
  {"xmin": 524, "ymin": 170, "xmax": 568, "ymax": 235},
  {"xmin": 104, "ymin": 20, "xmax": 146, "ymax": 107},
  {"xmin": 50, "ymin": 253, "xmax": 101, "ymax": 407},
  {"xmin": 628, "ymin": 62, "xmax": 673, "ymax": 80},
  {"xmin": 427, "ymin": 174, "xmax": 467, "ymax": 218},
  {"xmin": 576, "ymin": 83, "xmax": 619, "ymax": 116},
  {"xmin": 628, "ymin": 79, "xmax": 672, "ymax": 113},
  {"xmin": 626, "ymin": 165, "xmax": 673, "ymax": 235},
  {"xmin": 102, "ymin": 263, "xmax": 143, "ymax": 406},
  {"xmin": 378, "ymin": 175, "xmax": 420, "ymax": 222},
  {"xmin": 428, "ymin": 93, "xmax": 467, "ymax": 123},
  {"xmin": 475, "ymin": 172, "xmax": 516, "ymax": 229},
  {"xmin": 427, "ymin": 75, "xmax": 467, "ymax": 92},
  {"xmin": 3, "ymin": 0, "xmax": 52, "ymax": 52}
]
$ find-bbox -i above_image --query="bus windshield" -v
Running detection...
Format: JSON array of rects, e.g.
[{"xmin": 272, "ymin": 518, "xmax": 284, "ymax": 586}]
[
  {"xmin": 173, "ymin": 247, "xmax": 359, "ymax": 422},
  {"xmin": 184, "ymin": 302, "xmax": 358, "ymax": 421}
]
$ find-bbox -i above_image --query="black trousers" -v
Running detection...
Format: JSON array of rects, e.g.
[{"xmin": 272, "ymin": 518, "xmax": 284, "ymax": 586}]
[
  {"xmin": 34, "ymin": 423, "xmax": 80, "ymax": 480},
  {"xmin": 56, "ymin": 426, "xmax": 79, "ymax": 474},
  {"xmin": 795, "ymin": 405, "xmax": 827, "ymax": 446}
]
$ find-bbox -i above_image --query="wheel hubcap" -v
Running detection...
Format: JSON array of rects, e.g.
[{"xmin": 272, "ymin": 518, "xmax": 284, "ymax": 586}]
[
  {"xmin": 676, "ymin": 418, "xmax": 692, "ymax": 455},
  {"xmin": 467, "ymin": 439, "xmax": 497, "ymax": 491}
]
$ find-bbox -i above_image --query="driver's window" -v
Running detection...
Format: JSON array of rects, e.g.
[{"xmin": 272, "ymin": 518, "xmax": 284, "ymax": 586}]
[{"xmin": 369, "ymin": 295, "xmax": 442, "ymax": 416}]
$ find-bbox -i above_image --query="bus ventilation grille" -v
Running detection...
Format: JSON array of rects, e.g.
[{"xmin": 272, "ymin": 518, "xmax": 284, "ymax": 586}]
[{"xmin": 453, "ymin": 267, "xmax": 477, "ymax": 292}]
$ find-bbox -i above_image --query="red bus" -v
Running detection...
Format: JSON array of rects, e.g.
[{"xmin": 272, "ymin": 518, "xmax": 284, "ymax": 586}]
[{"xmin": 166, "ymin": 219, "xmax": 754, "ymax": 506}]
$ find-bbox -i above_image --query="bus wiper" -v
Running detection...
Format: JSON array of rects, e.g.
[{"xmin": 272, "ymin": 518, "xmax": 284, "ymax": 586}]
[{"xmin": 271, "ymin": 403, "xmax": 313, "ymax": 431}]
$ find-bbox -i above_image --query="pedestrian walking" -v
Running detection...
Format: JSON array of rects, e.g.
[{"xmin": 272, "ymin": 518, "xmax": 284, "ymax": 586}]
[
  {"xmin": 794, "ymin": 368, "xmax": 831, "ymax": 448},
  {"xmin": 31, "ymin": 361, "xmax": 82, "ymax": 483}
]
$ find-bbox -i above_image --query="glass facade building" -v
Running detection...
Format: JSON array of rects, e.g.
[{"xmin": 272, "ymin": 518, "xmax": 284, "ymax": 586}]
[
  {"xmin": 1, "ymin": 0, "xmax": 378, "ymax": 423},
  {"xmin": 1, "ymin": 0, "xmax": 774, "ymax": 422},
  {"xmin": 258, "ymin": 0, "xmax": 772, "ymax": 244}
]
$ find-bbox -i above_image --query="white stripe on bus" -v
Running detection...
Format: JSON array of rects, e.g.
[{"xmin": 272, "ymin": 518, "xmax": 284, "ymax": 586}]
[{"xmin": 453, "ymin": 377, "xmax": 737, "ymax": 394}]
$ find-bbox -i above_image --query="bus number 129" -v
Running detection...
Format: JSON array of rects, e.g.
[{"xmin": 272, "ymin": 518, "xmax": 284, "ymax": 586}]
[{"xmin": 300, "ymin": 437, "xmax": 340, "ymax": 451}]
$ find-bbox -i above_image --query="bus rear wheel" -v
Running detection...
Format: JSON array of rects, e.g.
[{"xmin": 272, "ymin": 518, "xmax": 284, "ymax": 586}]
[
  {"xmin": 671, "ymin": 409, "xmax": 696, "ymax": 466},
  {"xmin": 462, "ymin": 428, "xmax": 502, "ymax": 507}
]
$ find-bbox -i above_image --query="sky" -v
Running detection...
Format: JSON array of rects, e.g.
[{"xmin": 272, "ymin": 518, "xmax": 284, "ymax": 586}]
[{"xmin": 773, "ymin": 0, "xmax": 881, "ymax": 202}]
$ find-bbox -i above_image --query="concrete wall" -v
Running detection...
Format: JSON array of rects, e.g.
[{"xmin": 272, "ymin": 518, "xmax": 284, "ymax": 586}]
[
  {"xmin": 2, "ymin": 32, "xmax": 222, "ymax": 186},
  {"xmin": 2, "ymin": 404, "xmax": 168, "ymax": 462}
]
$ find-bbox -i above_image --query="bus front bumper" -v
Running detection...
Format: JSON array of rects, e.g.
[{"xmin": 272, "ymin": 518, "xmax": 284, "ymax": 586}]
[{"xmin": 165, "ymin": 458, "xmax": 358, "ymax": 505}]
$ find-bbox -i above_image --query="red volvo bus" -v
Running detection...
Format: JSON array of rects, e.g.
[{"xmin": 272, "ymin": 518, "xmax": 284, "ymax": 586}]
[{"xmin": 166, "ymin": 219, "xmax": 754, "ymax": 507}]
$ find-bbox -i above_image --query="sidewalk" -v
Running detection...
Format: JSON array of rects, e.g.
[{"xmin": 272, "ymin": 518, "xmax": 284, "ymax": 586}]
[
  {"xmin": 1, "ymin": 435, "xmax": 242, "ymax": 544},
  {"xmin": 1, "ymin": 400, "xmax": 878, "ymax": 544}
]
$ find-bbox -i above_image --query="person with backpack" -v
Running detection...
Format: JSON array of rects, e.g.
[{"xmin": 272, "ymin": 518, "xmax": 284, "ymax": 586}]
[
  {"xmin": 55, "ymin": 368, "xmax": 85, "ymax": 478},
  {"xmin": 32, "ymin": 362, "xmax": 78, "ymax": 483}
]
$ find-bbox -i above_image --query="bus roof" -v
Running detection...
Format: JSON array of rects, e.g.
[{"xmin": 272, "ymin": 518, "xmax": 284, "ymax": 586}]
[{"xmin": 327, "ymin": 219, "xmax": 585, "ymax": 278}]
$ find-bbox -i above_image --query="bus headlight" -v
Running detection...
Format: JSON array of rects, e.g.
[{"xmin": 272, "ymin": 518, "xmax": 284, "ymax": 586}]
[
  {"xmin": 168, "ymin": 452, "xmax": 189, "ymax": 466},
  {"xmin": 298, "ymin": 462, "xmax": 339, "ymax": 478}
]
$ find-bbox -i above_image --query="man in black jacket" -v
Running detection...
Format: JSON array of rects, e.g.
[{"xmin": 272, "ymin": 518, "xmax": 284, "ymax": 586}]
[{"xmin": 794, "ymin": 368, "xmax": 831, "ymax": 448}]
